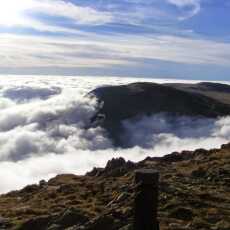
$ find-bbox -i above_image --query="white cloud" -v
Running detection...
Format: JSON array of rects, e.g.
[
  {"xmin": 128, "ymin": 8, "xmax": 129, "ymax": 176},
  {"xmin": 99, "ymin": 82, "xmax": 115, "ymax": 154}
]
[
  {"xmin": 167, "ymin": 0, "xmax": 201, "ymax": 19},
  {"xmin": 1, "ymin": 33, "xmax": 230, "ymax": 69},
  {"xmin": 0, "ymin": 76, "xmax": 229, "ymax": 194},
  {"xmin": 31, "ymin": 0, "xmax": 113, "ymax": 25},
  {"xmin": 0, "ymin": 0, "xmax": 201, "ymax": 33},
  {"xmin": 0, "ymin": 0, "xmax": 113, "ymax": 30}
]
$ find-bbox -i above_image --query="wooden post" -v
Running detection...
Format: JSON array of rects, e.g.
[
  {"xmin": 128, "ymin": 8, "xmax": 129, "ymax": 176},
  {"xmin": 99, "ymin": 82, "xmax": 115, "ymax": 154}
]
[{"xmin": 134, "ymin": 169, "xmax": 159, "ymax": 230}]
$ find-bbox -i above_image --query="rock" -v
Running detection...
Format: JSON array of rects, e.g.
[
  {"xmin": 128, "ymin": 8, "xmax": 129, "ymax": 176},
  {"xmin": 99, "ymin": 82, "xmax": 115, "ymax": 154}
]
[
  {"xmin": 191, "ymin": 167, "xmax": 206, "ymax": 178},
  {"xmin": 39, "ymin": 180, "xmax": 47, "ymax": 187},
  {"xmin": 116, "ymin": 192, "xmax": 129, "ymax": 203},
  {"xmin": 169, "ymin": 208, "xmax": 193, "ymax": 221},
  {"xmin": 87, "ymin": 158, "xmax": 135, "ymax": 177},
  {"xmin": 74, "ymin": 215, "xmax": 116, "ymax": 230},
  {"xmin": 102, "ymin": 158, "xmax": 135, "ymax": 177},
  {"xmin": 20, "ymin": 184, "xmax": 40, "ymax": 194},
  {"xmin": 54, "ymin": 207, "xmax": 88, "ymax": 228},
  {"xmin": 47, "ymin": 224, "xmax": 61, "ymax": 230},
  {"xmin": 0, "ymin": 215, "xmax": 6, "ymax": 224},
  {"xmin": 214, "ymin": 220, "xmax": 230, "ymax": 230},
  {"xmin": 86, "ymin": 167, "xmax": 103, "ymax": 177},
  {"xmin": 169, "ymin": 223, "xmax": 191, "ymax": 230},
  {"xmin": 18, "ymin": 215, "xmax": 51, "ymax": 230},
  {"xmin": 162, "ymin": 152, "xmax": 184, "ymax": 162},
  {"xmin": 66, "ymin": 226, "xmax": 85, "ymax": 230},
  {"xmin": 218, "ymin": 168, "xmax": 230, "ymax": 177},
  {"xmin": 221, "ymin": 143, "xmax": 230, "ymax": 150},
  {"xmin": 57, "ymin": 184, "xmax": 76, "ymax": 194},
  {"xmin": 106, "ymin": 158, "xmax": 127, "ymax": 171},
  {"xmin": 119, "ymin": 224, "xmax": 133, "ymax": 230},
  {"xmin": 223, "ymin": 178, "xmax": 230, "ymax": 185},
  {"xmin": 193, "ymin": 148, "xmax": 209, "ymax": 156},
  {"xmin": 84, "ymin": 215, "xmax": 115, "ymax": 230},
  {"xmin": 0, "ymin": 216, "xmax": 11, "ymax": 228},
  {"xmin": 206, "ymin": 215, "xmax": 221, "ymax": 224},
  {"xmin": 191, "ymin": 217, "xmax": 211, "ymax": 229}
]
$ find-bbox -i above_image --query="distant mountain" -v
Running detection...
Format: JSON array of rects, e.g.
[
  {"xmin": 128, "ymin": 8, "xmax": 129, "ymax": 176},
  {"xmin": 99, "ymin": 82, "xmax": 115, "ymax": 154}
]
[
  {"xmin": 90, "ymin": 82, "xmax": 230, "ymax": 145},
  {"xmin": 165, "ymin": 82, "xmax": 230, "ymax": 105}
]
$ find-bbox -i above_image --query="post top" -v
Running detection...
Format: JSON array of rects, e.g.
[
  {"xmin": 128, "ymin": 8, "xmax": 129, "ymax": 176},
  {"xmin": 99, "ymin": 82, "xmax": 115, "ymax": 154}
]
[{"xmin": 135, "ymin": 169, "xmax": 159, "ymax": 185}]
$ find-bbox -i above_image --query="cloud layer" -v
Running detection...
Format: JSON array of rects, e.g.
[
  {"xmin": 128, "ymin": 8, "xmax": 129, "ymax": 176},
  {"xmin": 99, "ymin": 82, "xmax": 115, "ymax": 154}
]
[{"xmin": 0, "ymin": 75, "xmax": 229, "ymax": 194}]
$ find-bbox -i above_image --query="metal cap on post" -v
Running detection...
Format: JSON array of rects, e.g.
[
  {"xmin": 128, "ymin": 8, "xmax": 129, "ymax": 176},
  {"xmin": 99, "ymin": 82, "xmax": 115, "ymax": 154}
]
[{"xmin": 134, "ymin": 169, "xmax": 159, "ymax": 230}]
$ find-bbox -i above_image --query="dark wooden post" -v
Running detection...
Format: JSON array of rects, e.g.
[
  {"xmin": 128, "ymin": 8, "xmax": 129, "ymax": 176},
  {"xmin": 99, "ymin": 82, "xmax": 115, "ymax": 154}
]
[{"xmin": 134, "ymin": 169, "xmax": 159, "ymax": 230}]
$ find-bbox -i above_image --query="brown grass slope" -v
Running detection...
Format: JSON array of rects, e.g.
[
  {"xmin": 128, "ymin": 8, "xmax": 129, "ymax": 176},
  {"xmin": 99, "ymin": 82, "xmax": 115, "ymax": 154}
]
[{"xmin": 0, "ymin": 143, "xmax": 230, "ymax": 230}]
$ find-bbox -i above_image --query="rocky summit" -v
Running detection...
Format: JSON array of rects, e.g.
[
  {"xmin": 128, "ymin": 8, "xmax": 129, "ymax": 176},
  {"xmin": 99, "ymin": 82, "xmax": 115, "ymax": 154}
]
[{"xmin": 0, "ymin": 143, "xmax": 230, "ymax": 230}]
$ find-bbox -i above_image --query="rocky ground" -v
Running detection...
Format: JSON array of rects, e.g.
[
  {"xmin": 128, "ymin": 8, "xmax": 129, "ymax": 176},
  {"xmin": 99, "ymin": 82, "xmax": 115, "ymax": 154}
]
[{"xmin": 0, "ymin": 143, "xmax": 230, "ymax": 230}]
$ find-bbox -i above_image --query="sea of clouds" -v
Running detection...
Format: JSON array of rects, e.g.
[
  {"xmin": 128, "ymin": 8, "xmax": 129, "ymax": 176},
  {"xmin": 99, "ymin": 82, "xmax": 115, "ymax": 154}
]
[{"xmin": 0, "ymin": 75, "xmax": 229, "ymax": 194}]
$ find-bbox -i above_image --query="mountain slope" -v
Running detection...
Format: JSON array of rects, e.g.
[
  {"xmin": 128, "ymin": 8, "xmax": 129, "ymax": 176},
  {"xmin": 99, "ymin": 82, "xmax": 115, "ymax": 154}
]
[
  {"xmin": 90, "ymin": 82, "xmax": 230, "ymax": 146},
  {"xmin": 166, "ymin": 82, "xmax": 230, "ymax": 105},
  {"xmin": 91, "ymin": 82, "xmax": 230, "ymax": 121},
  {"xmin": 0, "ymin": 143, "xmax": 230, "ymax": 230}
]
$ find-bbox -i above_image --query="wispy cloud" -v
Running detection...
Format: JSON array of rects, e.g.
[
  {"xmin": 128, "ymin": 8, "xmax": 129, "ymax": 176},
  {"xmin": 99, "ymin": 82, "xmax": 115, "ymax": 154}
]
[
  {"xmin": 30, "ymin": 0, "xmax": 113, "ymax": 25},
  {"xmin": 1, "ymin": 32, "xmax": 230, "ymax": 70},
  {"xmin": 0, "ymin": 0, "xmax": 229, "ymax": 78},
  {"xmin": 167, "ymin": 0, "xmax": 201, "ymax": 19},
  {"xmin": 0, "ymin": 0, "xmax": 200, "ymax": 32}
]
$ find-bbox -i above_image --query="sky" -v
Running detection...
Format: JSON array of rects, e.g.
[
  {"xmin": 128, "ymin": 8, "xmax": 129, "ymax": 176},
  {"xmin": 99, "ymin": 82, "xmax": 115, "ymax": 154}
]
[{"xmin": 0, "ymin": 0, "xmax": 230, "ymax": 80}]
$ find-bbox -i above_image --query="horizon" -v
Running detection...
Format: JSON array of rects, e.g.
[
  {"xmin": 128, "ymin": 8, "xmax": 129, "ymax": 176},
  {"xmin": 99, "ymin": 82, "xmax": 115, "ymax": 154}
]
[
  {"xmin": 0, "ymin": 0, "xmax": 229, "ymax": 81},
  {"xmin": 0, "ymin": 74, "xmax": 230, "ymax": 83}
]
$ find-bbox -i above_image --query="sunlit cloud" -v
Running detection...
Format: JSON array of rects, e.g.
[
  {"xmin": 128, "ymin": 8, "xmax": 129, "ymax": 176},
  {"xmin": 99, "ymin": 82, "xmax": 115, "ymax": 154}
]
[
  {"xmin": 0, "ymin": 0, "xmax": 35, "ymax": 26},
  {"xmin": 0, "ymin": 0, "xmax": 113, "ymax": 33},
  {"xmin": 0, "ymin": 0, "xmax": 201, "ymax": 32}
]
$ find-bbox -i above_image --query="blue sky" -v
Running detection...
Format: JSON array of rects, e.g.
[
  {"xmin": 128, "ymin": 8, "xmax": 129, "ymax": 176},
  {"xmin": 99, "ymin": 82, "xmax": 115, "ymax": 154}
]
[{"xmin": 0, "ymin": 0, "xmax": 230, "ymax": 80}]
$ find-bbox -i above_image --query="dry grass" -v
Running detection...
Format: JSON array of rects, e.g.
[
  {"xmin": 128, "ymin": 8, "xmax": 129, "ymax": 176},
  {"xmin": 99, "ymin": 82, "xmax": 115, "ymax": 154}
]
[{"xmin": 0, "ymin": 144, "xmax": 229, "ymax": 229}]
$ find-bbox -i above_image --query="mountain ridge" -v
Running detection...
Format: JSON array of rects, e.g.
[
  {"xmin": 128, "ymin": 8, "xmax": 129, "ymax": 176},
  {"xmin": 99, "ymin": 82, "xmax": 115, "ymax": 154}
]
[{"xmin": 90, "ymin": 82, "xmax": 230, "ymax": 146}]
